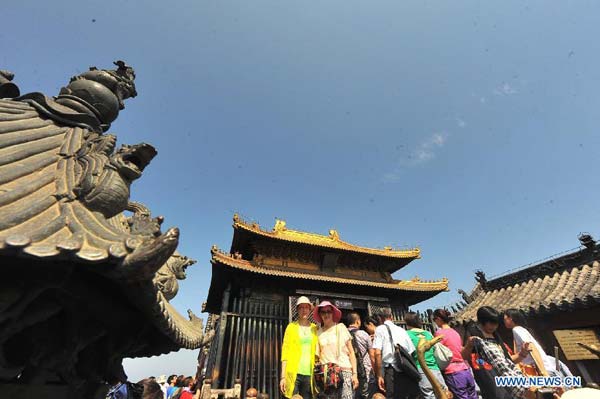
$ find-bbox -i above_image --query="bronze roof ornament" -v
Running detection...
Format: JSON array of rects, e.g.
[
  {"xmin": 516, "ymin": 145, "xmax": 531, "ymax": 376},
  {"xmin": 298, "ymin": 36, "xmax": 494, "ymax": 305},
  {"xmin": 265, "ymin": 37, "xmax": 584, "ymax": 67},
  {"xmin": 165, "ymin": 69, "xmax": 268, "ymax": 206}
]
[
  {"xmin": 15, "ymin": 60, "xmax": 136, "ymax": 132},
  {"xmin": 0, "ymin": 62, "xmax": 211, "ymax": 395}
]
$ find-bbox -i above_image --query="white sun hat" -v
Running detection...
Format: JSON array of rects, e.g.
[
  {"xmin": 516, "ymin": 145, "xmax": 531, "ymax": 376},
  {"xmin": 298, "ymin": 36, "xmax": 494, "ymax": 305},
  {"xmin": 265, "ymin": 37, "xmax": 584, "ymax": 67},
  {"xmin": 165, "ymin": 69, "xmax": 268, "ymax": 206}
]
[{"xmin": 296, "ymin": 296, "xmax": 314, "ymax": 309}]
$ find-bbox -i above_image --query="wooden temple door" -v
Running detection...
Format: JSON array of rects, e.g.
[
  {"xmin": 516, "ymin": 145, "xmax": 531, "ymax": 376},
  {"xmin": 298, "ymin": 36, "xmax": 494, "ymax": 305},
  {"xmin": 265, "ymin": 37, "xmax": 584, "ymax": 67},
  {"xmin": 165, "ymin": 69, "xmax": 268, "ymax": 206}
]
[{"xmin": 206, "ymin": 296, "xmax": 288, "ymax": 399}]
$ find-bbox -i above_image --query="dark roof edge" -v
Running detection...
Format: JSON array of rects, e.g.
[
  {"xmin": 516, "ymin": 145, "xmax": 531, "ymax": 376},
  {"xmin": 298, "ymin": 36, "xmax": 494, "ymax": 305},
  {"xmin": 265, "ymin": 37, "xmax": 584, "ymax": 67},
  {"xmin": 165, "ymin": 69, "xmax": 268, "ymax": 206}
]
[{"xmin": 482, "ymin": 243, "xmax": 599, "ymax": 291}]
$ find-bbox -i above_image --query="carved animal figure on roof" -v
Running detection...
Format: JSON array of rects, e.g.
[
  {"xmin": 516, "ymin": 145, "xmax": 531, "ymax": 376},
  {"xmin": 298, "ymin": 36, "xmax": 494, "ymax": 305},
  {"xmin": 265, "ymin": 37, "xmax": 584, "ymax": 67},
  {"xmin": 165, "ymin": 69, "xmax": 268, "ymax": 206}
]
[
  {"xmin": 457, "ymin": 289, "xmax": 472, "ymax": 304},
  {"xmin": 73, "ymin": 136, "xmax": 157, "ymax": 218},
  {"xmin": 475, "ymin": 270, "xmax": 487, "ymax": 289},
  {"xmin": 154, "ymin": 252, "xmax": 196, "ymax": 300}
]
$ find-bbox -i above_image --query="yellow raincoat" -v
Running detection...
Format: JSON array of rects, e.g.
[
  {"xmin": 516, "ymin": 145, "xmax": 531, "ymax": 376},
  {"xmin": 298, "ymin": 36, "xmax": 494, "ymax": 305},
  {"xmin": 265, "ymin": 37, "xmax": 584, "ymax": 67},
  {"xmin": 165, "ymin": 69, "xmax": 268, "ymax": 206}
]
[{"xmin": 281, "ymin": 321, "xmax": 318, "ymax": 398}]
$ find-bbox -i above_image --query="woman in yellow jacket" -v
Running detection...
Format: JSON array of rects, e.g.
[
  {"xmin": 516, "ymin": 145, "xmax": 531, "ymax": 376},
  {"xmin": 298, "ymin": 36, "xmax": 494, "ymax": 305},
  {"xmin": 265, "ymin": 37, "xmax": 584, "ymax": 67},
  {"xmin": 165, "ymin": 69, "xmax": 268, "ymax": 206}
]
[{"xmin": 280, "ymin": 296, "xmax": 318, "ymax": 399}]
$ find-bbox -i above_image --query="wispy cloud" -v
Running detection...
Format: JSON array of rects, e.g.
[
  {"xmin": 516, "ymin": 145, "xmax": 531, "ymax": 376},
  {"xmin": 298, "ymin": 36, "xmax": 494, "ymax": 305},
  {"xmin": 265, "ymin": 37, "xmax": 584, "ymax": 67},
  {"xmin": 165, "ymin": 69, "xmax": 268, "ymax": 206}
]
[
  {"xmin": 410, "ymin": 132, "xmax": 448, "ymax": 164},
  {"xmin": 382, "ymin": 132, "xmax": 449, "ymax": 182},
  {"xmin": 455, "ymin": 117, "xmax": 466, "ymax": 128},
  {"xmin": 493, "ymin": 82, "xmax": 518, "ymax": 96}
]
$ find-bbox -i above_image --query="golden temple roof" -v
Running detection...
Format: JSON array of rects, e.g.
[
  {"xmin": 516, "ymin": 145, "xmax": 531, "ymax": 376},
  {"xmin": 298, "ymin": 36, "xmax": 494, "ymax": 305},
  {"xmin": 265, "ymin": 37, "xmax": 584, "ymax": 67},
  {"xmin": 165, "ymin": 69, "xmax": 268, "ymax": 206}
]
[
  {"xmin": 211, "ymin": 246, "xmax": 447, "ymax": 292},
  {"xmin": 232, "ymin": 214, "xmax": 421, "ymax": 259}
]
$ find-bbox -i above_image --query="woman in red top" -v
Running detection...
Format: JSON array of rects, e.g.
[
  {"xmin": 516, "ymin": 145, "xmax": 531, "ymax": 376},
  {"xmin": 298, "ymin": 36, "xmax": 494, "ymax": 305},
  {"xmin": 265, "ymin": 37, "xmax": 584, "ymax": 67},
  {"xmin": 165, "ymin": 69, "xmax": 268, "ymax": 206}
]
[
  {"xmin": 176, "ymin": 376, "xmax": 195, "ymax": 399},
  {"xmin": 432, "ymin": 309, "xmax": 478, "ymax": 399}
]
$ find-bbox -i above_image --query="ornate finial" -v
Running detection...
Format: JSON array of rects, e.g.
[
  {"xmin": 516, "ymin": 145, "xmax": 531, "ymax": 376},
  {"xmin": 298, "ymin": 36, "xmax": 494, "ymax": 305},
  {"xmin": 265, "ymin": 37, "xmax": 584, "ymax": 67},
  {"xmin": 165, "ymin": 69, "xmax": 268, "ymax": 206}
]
[
  {"xmin": 57, "ymin": 60, "xmax": 137, "ymax": 131},
  {"xmin": 112, "ymin": 60, "xmax": 136, "ymax": 88},
  {"xmin": 0, "ymin": 70, "xmax": 20, "ymax": 98},
  {"xmin": 274, "ymin": 219, "xmax": 286, "ymax": 232},
  {"xmin": 233, "ymin": 213, "xmax": 240, "ymax": 223},
  {"xmin": 329, "ymin": 229, "xmax": 340, "ymax": 240}
]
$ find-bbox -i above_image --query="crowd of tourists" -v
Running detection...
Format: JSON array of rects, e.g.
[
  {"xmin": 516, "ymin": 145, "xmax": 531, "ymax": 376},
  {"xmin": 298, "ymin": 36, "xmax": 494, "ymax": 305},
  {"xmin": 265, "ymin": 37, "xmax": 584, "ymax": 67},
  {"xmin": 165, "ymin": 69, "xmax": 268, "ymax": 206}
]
[
  {"xmin": 280, "ymin": 297, "xmax": 592, "ymax": 399},
  {"xmin": 107, "ymin": 374, "xmax": 198, "ymax": 399},
  {"xmin": 107, "ymin": 298, "xmax": 596, "ymax": 399}
]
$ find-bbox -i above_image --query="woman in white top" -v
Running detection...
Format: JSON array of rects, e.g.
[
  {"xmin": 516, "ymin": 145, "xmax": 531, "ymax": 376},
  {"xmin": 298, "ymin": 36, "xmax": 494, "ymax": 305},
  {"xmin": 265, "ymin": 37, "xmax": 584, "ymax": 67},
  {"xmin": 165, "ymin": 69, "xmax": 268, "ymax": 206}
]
[
  {"xmin": 314, "ymin": 301, "xmax": 359, "ymax": 399},
  {"xmin": 503, "ymin": 308, "xmax": 556, "ymax": 375}
]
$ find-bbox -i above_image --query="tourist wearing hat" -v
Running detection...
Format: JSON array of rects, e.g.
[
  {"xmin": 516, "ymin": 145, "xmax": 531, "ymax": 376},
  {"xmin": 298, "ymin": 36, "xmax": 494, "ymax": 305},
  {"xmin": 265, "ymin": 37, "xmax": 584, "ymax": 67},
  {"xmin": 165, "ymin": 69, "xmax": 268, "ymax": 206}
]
[
  {"xmin": 315, "ymin": 301, "xmax": 359, "ymax": 399},
  {"xmin": 280, "ymin": 296, "xmax": 319, "ymax": 399},
  {"xmin": 156, "ymin": 375, "xmax": 168, "ymax": 398}
]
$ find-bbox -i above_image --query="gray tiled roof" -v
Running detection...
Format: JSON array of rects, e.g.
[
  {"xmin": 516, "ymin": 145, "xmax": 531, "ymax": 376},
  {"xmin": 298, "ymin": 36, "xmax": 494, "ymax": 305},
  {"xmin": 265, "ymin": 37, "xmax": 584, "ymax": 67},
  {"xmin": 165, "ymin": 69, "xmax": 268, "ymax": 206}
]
[{"xmin": 453, "ymin": 261, "xmax": 600, "ymax": 323}]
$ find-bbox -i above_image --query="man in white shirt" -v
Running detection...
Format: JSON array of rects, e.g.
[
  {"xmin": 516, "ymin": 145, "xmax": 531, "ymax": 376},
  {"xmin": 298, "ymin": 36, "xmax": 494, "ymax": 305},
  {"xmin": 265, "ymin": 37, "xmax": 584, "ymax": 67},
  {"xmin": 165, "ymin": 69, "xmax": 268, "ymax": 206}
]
[{"xmin": 372, "ymin": 310, "xmax": 420, "ymax": 399}]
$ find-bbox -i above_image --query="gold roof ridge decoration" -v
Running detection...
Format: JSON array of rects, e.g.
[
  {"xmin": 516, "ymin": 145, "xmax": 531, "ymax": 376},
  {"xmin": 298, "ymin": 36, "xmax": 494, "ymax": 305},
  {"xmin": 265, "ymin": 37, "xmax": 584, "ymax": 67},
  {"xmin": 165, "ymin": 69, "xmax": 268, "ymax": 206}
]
[
  {"xmin": 233, "ymin": 214, "xmax": 421, "ymax": 259},
  {"xmin": 211, "ymin": 246, "xmax": 446, "ymax": 292}
]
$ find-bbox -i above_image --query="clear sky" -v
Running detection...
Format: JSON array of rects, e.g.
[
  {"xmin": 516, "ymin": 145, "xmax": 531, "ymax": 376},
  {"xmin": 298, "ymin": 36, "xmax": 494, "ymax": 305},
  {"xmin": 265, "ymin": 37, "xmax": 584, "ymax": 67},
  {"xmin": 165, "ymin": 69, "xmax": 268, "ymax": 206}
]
[{"xmin": 4, "ymin": 0, "xmax": 600, "ymax": 381}]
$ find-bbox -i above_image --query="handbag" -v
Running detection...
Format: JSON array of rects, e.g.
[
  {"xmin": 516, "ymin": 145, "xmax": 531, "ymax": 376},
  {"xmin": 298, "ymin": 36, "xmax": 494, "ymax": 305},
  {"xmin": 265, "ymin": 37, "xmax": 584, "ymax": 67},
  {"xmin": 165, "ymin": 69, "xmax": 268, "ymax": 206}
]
[
  {"xmin": 433, "ymin": 342, "xmax": 453, "ymax": 370},
  {"xmin": 314, "ymin": 324, "xmax": 343, "ymax": 393},
  {"xmin": 385, "ymin": 324, "xmax": 421, "ymax": 382},
  {"xmin": 314, "ymin": 362, "xmax": 342, "ymax": 393}
]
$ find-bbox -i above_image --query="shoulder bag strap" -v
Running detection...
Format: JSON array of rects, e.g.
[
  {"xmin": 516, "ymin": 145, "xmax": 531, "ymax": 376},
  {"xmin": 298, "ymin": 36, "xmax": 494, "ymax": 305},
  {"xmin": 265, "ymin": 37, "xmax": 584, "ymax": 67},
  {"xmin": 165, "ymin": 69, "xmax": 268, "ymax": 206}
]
[
  {"xmin": 336, "ymin": 323, "xmax": 340, "ymax": 360},
  {"xmin": 384, "ymin": 324, "xmax": 395, "ymax": 353},
  {"xmin": 350, "ymin": 329, "xmax": 366, "ymax": 359}
]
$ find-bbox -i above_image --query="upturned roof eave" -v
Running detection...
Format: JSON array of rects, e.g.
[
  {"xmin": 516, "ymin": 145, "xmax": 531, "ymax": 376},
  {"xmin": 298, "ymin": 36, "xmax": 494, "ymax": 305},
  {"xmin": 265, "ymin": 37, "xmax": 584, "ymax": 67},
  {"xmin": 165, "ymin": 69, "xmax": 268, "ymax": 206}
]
[{"xmin": 210, "ymin": 246, "xmax": 448, "ymax": 293}]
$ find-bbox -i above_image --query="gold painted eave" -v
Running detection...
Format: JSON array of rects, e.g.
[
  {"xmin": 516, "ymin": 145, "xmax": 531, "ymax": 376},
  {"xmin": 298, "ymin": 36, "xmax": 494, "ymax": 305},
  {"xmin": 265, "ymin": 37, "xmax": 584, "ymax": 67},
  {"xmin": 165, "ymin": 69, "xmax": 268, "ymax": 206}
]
[{"xmin": 211, "ymin": 246, "xmax": 447, "ymax": 292}]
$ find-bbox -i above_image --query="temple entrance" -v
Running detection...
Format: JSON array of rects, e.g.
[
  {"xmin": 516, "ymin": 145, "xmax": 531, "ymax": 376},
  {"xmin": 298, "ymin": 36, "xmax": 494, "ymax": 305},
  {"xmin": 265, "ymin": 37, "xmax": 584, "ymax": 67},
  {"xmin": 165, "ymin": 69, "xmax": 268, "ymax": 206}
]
[
  {"xmin": 331, "ymin": 298, "xmax": 368, "ymax": 325},
  {"xmin": 290, "ymin": 291, "xmax": 392, "ymax": 325},
  {"xmin": 204, "ymin": 215, "xmax": 447, "ymax": 399}
]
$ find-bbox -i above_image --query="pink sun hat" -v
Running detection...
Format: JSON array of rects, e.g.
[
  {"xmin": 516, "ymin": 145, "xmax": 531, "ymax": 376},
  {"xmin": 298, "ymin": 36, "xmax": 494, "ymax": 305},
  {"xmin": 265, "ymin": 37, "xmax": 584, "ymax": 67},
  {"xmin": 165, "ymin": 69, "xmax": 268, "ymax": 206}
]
[{"xmin": 313, "ymin": 301, "xmax": 342, "ymax": 324}]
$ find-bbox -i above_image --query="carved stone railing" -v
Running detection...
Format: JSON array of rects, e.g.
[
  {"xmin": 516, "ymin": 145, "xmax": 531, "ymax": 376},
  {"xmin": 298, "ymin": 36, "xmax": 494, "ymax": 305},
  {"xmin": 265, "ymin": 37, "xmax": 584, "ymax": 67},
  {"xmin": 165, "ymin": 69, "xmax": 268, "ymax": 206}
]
[
  {"xmin": 198, "ymin": 380, "xmax": 269, "ymax": 399},
  {"xmin": 199, "ymin": 379, "xmax": 241, "ymax": 399}
]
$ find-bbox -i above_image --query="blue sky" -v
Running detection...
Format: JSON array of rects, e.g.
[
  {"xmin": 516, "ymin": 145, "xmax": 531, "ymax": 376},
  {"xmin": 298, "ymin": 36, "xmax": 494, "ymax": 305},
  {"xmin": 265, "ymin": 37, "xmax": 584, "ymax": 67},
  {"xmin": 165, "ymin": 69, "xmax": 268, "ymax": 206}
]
[{"xmin": 4, "ymin": 0, "xmax": 600, "ymax": 381}]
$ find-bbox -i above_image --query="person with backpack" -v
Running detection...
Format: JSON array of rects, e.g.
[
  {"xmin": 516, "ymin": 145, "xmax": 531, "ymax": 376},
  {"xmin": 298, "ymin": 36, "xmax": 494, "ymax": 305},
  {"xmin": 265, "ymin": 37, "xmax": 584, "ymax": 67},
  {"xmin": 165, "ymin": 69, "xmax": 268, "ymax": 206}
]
[
  {"xmin": 404, "ymin": 312, "xmax": 448, "ymax": 399},
  {"xmin": 461, "ymin": 306, "xmax": 530, "ymax": 399},
  {"xmin": 432, "ymin": 309, "xmax": 477, "ymax": 399},
  {"xmin": 372, "ymin": 310, "xmax": 419, "ymax": 399},
  {"xmin": 346, "ymin": 312, "xmax": 376, "ymax": 399}
]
